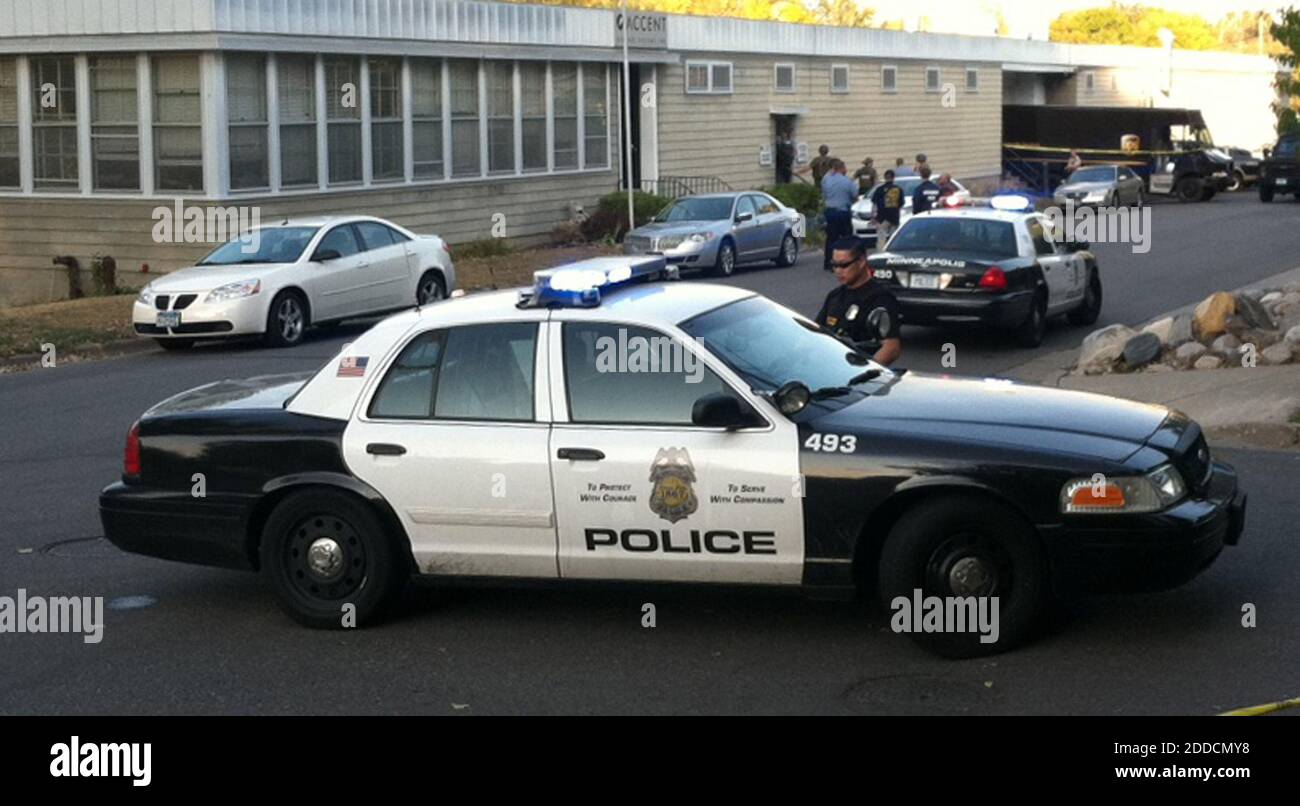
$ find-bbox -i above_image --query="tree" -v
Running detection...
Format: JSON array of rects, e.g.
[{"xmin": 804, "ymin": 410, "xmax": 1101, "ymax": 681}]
[
  {"xmin": 1273, "ymin": 7, "xmax": 1300, "ymax": 135},
  {"xmin": 1049, "ymin": 4, "xmax": 1217, "ymax": 50}
]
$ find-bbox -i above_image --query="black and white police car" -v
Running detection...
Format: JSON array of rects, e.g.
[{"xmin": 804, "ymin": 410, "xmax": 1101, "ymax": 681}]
[
  {"xmin": 100, "ymin": 257, "xmax": 1244, "ymax": 657},
  {"xmin": 869, "ymin": 196, "xmax": 1102, "ymax": 347}
]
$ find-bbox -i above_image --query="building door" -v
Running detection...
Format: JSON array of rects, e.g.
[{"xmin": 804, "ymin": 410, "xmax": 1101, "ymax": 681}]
[
  {"xmin": 619, "ymin": 63, "xmax": 643, "ymax": 191},
  {"xmin": 771, "ymin": 114, "xmax": 797, "ymax": 185}
]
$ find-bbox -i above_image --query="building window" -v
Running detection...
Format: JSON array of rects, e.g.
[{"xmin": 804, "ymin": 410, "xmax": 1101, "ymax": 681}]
[
  {"xmin": 487, "ymin": 61, "xmax": 514, "ymax": 174},
  {"xmin": 324, "ymin": 56, "xmax": 361, "ymax": 185},
  {"xmin": 1084, "ymin": 71, "xmax": 1095, "ymax": 92},
  {"xmin": 685, "ymin": 60, "xmax": 732, "ymax": 94},
  {"xmin": 0, "ymin": 59, "xmax": 17, "ymax": 188},
  {"xmin": 369, "ymin": 57, "xmax": 403, "ymax": 182},
  {"xmin": 449, "ymin": 59, "xmax": 480, "ymax": 178},
  {"xmin": 881, "ymin": 65, "xmax": 898, "ymax": 93},
  {"xmin": 831, "ymin": 64, "xmax": 849, "ymax": 94},
  {"xmin": 582, "ymin": 64, "xmax": 608, "ymax": 169},
  {"xmin": 89, "ymin": 56, "xmax": 140, "ymax": 191},
  {"xmin": 227, "ymin": 54, "xmax": 268, "ymax": 190},
  {"xmin": 966, "ymin": 68, "xmax": 979, "ymax": 92},
  {"xmin": 519, "ymin": 61, "xmax": 546, "ymax": 172},
  {"xmin": 31, "ymin": 56, "xmax": 78, "ymax": 190},
  {"xmin": 278, "ymin": 54, "xmax": 317, "ymax": 188},
  {"xmin": 152, "ymin": 54, "xmax": 203, "ymax": 192},
  {"xmin": 552, "ymin": 62, "xmax": 578, "ymax": 170},
  {"xmin": 925, "ymin": 66, "xmax": 941, "ymax": 93},
  {"xmin": 411, "ymin": 58, "xmax": 443, "ymax": 180},
  {"xmin": 774, "ymin": 63, "xmax": 796, "ymax": 93}
]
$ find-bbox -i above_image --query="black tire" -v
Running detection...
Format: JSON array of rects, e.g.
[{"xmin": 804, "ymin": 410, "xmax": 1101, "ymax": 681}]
[
  {"xmin": 263, "ymin": 290, "xmax": 309, "ymax": 348},
  {"xmin": 155, "ymin": 338, "xmax": 195, "ymax": 351},
  {"xmin": 1175, "ymin": 176, "xmax": 1203, "ymax": 202},
  {"xmin": 1067, "ymin": 268, "xmax": 1103, "ymax": 326},
  {"xmin": 416, "ymin": 270, "xmax": 446, "ymax": 306},
  {"xmin": 712, "ymin": 239, "xmax": 737, "ymax": 277},
  {"xmin": 1133, "ymin": 188, "xmax": 1144, "ymax": 208},
  {"xmin": 1013, "ymin": 290, "xmax": 1047, "ymax": 348},
  {"xmin": 774, "ymin": 232, "xmax": 799, "ymax": 267},
  {"xmin": 1259, "ymin": 184, "xmax": 1274, "ymax": 203},
  {"xmin": 1227, "ymin": 171, "xmax": 1245, "ymax": 192},
  {"xmin": 877, "ymin": 494, "xmax": 1049, "ymax": 658},
  {"xmin": 260, "ymin": 489, "xmax": 408, "ymax": 629},
  {"xmin": 1200, "ymin": 186, "xmax": 1216, "ymax": 202}
]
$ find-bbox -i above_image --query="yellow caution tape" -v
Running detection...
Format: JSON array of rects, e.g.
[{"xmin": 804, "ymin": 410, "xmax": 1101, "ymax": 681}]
[
  {"xmin": 1003, "ymin": 142, "xmax": 1188, "ymax": 158},
  {"xmin": 1218, "ymin": 695, "xmax": 1300, "ymax": 716}
]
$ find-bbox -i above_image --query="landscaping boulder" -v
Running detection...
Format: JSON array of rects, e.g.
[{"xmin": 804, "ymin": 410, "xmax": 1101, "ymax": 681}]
[
  {"xmin": 1078, "ymin": 324, "xmax": 1135, "ymax": 372},
  {"xmin": 1174, "ymin": 341, "xmax": 1207, "ymax": 366},
  {"xmin": 1285, "ymin": 325, "xmax": 1300, "ymax": 348},
  {"xmin": 1193, "ymin": 355, "xmax": 1223, "ymax": 370},
  {"xmin": 1234, "ymin": 292, "xmax": 1276, "ymax": 331},
  {"xmin": 1261, "ymin": 291, "xmax": 1282, "ymax": 305},
  {"xmin": 1122, "ymin": 332, "xmax": 1161, "ymax": 368},
  {"xmin": 1261, "ymin": 343, "xmax": 1293, "ymax": 366},
  {"xmin": 1142, "ymin": 314, "xmax": 1193, "ymax": 348},
  {"xmin": 1210, "ymin": 333, "xmax": 1241, "ymax": 357},
  {"xmin": 1193, "ymin": 292, "xmax": 1235, "ymax": 340}
]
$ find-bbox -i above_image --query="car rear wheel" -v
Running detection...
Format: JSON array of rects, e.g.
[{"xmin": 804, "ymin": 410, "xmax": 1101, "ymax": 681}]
[
  {"xmin": 1068, "ymin": 269, "xmax": 1103, "ymax": 326},
  {"xmin": 155, "ymin": 338, "xmax": 195, "ymax": 351},
  {"xmin": 877, "ymin": 494, "xmax": 1049, "ymax": 658},
  {"xmin": 774, "ymin": 232, "xmax": 799, "ymax": 267},
  {"xmin": 263, "ymin": 290, "xmax": 308, "ymax": 348},
  {"xmin": 712, "ymin": 239, "xmax": 737, "ymax": 277},
  {"xmin": 261, "ymin": 490, "xmax": 408, "ymax": 629},
  {"xmin": 416, "ymin": 271, "xmax": 446, "ymax": 306},
  {"xmin": 1227, "ymin": 171, "xmax": 1245, "ymax": 192},
  {"xmin": 1013, "ymin": 291, "xmax": 1047, "ymax": 348}
]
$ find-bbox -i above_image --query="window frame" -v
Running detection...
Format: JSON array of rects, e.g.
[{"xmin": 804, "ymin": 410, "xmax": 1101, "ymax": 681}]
[
  {"xmin": 881, "ymin": 64, "xmax": 898, "ymax": 94},
  {"xmin": 925, "ymin": 66, "xmax": 942, "ymax": 94},
  {"xmin": 367, "ymin": 56, "xmax": 404, "ymax": 184},
  {"xmin": 830, "ymin": 64, "xmax": 850, "ymax": 94},
  {"xmin": 965, "ymin": 67, "xmax": 979, "ymax": 93},
  {"xmin": 0, "ymin": 57, "xmax": 18, "ymax": 189},
  {"xmin": 89, "ymin": 54, "xmax": 141, "ymax": 192},
  {"xmin": 151, "ymin": 53, "xmax": 203, "ymax": 193},
  {"xmin": 684, "ymin": 60, "xmax": 733, "ymax": 95},
  {"xmin": 773, "ymin": 63, "xmax": 796, "ymax": 94},
  {"xmin": 31, "ymin": 55, "xmax": 80, "ymax": 191},
  {"xmin": 276, "ymin": 53, "xmax": 319, "ymax": 189},
  {"xmin": 226, "ymin": 53, "xmax": 270, "ymax": 191}
]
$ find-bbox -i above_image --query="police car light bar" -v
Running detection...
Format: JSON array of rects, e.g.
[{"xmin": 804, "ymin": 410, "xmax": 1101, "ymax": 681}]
[
  {"xmin": 958, "ymin": 193, "xmax": 1042, "ymax": 213},
  {"xmin": 517, "ymin": 255, "xmax": 677, "ymax": 308}
]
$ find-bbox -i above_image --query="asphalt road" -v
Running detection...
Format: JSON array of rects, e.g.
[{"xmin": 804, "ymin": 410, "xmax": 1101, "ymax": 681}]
[{"xmin": 1, "ymin": 192, "xmax": 1298, "ymax": 714}]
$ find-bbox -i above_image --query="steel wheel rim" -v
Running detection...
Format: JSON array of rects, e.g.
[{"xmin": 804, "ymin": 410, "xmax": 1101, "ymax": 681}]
[
  {"xmin": 418, "ymin": 277, "xmax": 443, "ymax": 305},
  {"xmin": 721, "ymin": 246, "xmax": 735, "ymax": 275},
  {"xmin": 925, "ymin": 532, "xmax": 1013, "ymax": 599},
  {"xmin": 783, "ymin": 236, "xmax": 797, "ymax": 262},
  {"xmin": 278, "ymin": 298, "xmax": 303, "ymax": 341},
  {"xmin": 285, "ymin": 513, "xmax": 368, "ymax": 602}
]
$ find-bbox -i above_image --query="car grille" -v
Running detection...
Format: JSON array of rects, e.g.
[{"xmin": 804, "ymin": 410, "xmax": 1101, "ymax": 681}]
[
  {"xmin": 1177, "ymin": 432, "xmax": 1213, "ymax": 492},
  {"xmin": 134, "ymin": 322, "xmax": 234, "ymax": 335},
  {"xmin": 625, "ymin": 235, "xmax": 654, "ymax": 252},
  {"xmin": 154, "ymin": 295, "xmax": 170, "ymax": 310},
  {"xmin": 173, "ymin": 294, "xmax": 197, "ymax": 310}
]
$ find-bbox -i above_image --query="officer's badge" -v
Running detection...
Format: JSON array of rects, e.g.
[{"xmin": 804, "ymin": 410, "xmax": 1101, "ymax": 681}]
[
  {"xmin": 648, "ymin": 447, "xmax": 698, "ymax": 523},
  {"xmin": 846, "ymin": 304, "xmax": 860, "ymax": 321}
]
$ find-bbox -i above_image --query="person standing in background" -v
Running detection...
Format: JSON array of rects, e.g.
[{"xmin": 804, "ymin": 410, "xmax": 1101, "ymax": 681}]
[
  {"xmin": 914, "ymin": 153, "xmax": 930, "ymax": 175},
  {"xmin": 1066, "ymin": 150, "xmax": 1083, "ymax": 174},
  {"xmin": 912, "ymin": 166, "xmax": 941, "ymax": 214},
  {"xmin": 853, "ymin": 157, "xmax": 878, "ymax": 195},
  {"xmin": 871, "ymin": 169, "xmax": 905, "ymax": 250},
  {"xmin": 799, "ymin": 144, "xmax": 834, "ymax": 186},
  {"xmin": 775, "ymin": 128, "xmax": 795, "ymax": 184},
  {"xmin": 820, "ymin": 159, "xmax": 857, "ymax": 271},
  {"xmin": 893, "ymin": 157, "xmax": 916, "ymax": 178}
]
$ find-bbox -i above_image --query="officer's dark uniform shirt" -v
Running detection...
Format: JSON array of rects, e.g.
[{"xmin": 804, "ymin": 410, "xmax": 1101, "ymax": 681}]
[
  {"xmin": 870, "ymin": 182, "xmax": 905, "ymax": 226},
  {"xmin": 815, "ymin": 279, "xmax": 903, "ymax": 346},
  {"xmin": 912, "ymin": 180, "xmax": 942, "ymax": 214}
]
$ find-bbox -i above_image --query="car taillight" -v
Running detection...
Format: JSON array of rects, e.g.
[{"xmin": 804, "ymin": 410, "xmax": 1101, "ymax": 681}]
[
  {"xmin": 442, "ymin": 242, "xmax": 452, "ymax": 259},
  {"xmin": 124, "ymin": 420, "xmax": 141, "ymax": 477},
  {"xmin": 978, "ymin": 266, "xmax": 1007, "ymax": 292}
]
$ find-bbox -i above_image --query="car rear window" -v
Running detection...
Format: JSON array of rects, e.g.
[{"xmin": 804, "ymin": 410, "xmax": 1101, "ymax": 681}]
[
  {"xmin": 1068, "ymin": 167, "xmax": 1115, "ymax": 183},
  {"xmin": 887, "ymin": 217, "xmax": 1019, "ymax": 258}
]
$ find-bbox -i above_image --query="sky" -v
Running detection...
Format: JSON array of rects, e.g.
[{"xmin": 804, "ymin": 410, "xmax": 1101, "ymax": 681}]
[{"xmin": 867, "ymin": 0, "xmax": 1275, "ymax": 39}]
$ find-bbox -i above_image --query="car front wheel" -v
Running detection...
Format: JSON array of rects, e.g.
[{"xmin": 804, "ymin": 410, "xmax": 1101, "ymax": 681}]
[
  {"xmin": 261, "ymin": 490, "xmax": 408, "ymax": 629},
  {"xmin": 877, "ymin": 494, "xmax": 1049, "ymax": 658},
  {"xmin": 263, "ymin": 290, "xmax": 308, "ymax": 348},
  {"xmin": 712, "ymin": 239, "xmax": 737, "ymax": 277}
]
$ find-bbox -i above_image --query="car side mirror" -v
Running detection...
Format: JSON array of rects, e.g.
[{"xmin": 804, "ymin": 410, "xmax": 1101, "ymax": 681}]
[
  {"xmin": 735, "ymin": 211, "xmax": 754, "ymax": 223},
  {"xmin": 313, "ymin": 249, "xmax": 342, "ymax": 262},
  {"xmin": 771, "ymin": 381, "xmax": 811, "ymax": 417},
  {"xmin": 691, "ymin": 393, "xmax": 763, "ymax": 430}
]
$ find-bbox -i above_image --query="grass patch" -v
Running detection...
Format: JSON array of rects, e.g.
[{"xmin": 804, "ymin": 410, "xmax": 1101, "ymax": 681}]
[
  {"xmin": 0, "ymin": 295, "xmax": 136, "ymax": 359},
  {"xmin": 455, "ymin": 242, "xmax": 620, "ymax": 291},
  {"xmin": 454, "ymin": 237, "xmax": 515, "ymax": 260}
]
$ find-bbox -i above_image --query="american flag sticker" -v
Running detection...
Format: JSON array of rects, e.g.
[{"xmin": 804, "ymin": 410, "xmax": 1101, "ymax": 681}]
[{"xmin": 337, "ymin": 356, "xmax": 369, "ymax": 378}]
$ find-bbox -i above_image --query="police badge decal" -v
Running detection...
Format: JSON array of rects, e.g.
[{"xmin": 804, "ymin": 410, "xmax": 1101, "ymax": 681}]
[{"xmin": 648, "ymin": 447, "xmax": 699, "ymax": 523}]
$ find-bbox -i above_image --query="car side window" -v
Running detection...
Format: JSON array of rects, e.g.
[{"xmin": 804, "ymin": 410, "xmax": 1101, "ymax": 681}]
[
  {"xmin": 736, "ymin": 195, "xmax": 757, "ymax": 219},
  {"xmin": 315, "ymin": 225, "xmax": 362, "ymax": 259},
  {"xmin": 563, "ymin": 322, "xmax": 731, "ymax": 426},
  {"xmin": 355, "ymin": 221, "xmax": 399, "ymax": 252},
  {"xmin": 1027, "ymin": 218, "xmax": 1056, "ymax": 257},
  {"xmin": 753, "ymin": 194, "xmax": 779, "ymax": 215},
  {"xmin": 368, "ymin": 330, "xmax": 445, "ymax": 419},
  {"xmin": 434, "ymin": 323, "xmax": 537, "ymax": 422}
]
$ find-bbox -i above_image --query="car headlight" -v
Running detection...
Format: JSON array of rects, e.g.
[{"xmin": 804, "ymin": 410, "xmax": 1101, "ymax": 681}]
[
  {"xmin": 204, "ymin": 279, "xmax": 261, "ymax": 302},
  {"xmin": 1083, "ymin": 191, "xmax": 1106, "ymax": 202},
  {"xmin": 1060, "ymin": 464, "xmax": 1187, "ymax": 514},
  {"xmin": 684, "ymin": 232, "xmax": 715, "ymax": 244},
  {"xmin": 137, "ymin": 285, "xmax": 155, "ymax": 306}
]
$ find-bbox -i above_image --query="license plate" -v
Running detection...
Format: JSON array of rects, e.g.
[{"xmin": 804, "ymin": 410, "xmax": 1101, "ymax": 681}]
[
  {"xmin": 910, "ymin": 273, "xmax": 940, "ymax": 290},
  {"xmin": 156, "ymin": 311, "xmax": 181, "ymax": 328},
  {"xmin": 1277, "ymin": 178, "xmax": 1288, "ymax": 186}
]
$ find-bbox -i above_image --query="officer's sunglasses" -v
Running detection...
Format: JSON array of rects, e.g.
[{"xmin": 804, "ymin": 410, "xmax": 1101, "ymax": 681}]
[{"xmin": 830, "ymin": 256, "xmax": 863, "ymax": 270}]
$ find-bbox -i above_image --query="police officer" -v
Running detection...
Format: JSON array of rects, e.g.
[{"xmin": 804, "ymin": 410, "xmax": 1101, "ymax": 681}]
[
  {"xmin": 820, "ymin": 159, "xmax": 857, "ymax": 271},
  {"xmin": 912, "ymin": 166, "xmax": 942, "ymax": 214},
  {"xmin": 816, "ymin": 237, "xmax": 902, "ymax": 366},
  {"xmin": 775, "ymin": 128, "xmax": 795, "ymax": 184},
  {"xmin": 870, "ymin": 169, "xmax": 905, "ymax": 251}
]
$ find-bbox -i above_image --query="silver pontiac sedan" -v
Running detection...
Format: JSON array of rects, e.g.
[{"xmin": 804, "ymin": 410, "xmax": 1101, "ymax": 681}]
[
  {"xmin": 623, "ymin": 192, "xmax": 805, "ymax": 276},
  {"xmin": 1053, "ymin": 164, "xmax": 1146, "ymax": 207}
]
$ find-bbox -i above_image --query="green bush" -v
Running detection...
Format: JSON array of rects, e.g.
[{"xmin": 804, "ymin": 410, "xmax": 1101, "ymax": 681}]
[
  {"xmin": 761, "ymin": 183, "xmax": 822, "ymax": 218},
  {"xmin": 455, "ymin": 237, "xmax": 515, "ymax": 259},
  {"xmin": 596, "ymin": 190, "xmax": 673, "ymax": 227}
]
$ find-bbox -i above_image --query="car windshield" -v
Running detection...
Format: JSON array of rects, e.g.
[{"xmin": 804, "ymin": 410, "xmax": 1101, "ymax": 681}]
[
  {"xmin": 197, "ymin": 226, "xmax": 319, "ymax": 265},
  {"xmin": 1068, "ymin": 167, "xmax": 1115, "ymax": 183},
  {"xmin": 887, "ymin": 217, "xmax": 1019, "ymax": 257},
  {"xmin": 681, "ymin": 296, "xmax": 884, "ymax": 393},
  {"xmin": 654, "ymin": 197, "xmax": 734, "ymax": 223}
]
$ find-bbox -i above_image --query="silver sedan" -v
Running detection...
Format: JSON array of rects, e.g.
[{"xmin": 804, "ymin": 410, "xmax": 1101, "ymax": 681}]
[
  {"xmin": 1053, "ymin": 164, "xmax": 1145, "ymax": 207},
  {"xmin": 623, "ymin": 192, "xmax": 805, "ymax": 276}
]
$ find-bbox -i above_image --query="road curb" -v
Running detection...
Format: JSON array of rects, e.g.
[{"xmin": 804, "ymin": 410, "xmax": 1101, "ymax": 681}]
[{"xmin": 0, "ymin": 338, "xmax": 156, "ymax": 372}]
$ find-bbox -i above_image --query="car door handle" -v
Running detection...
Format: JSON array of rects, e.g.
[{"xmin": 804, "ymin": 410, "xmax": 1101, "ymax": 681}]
[
  {"xmin": 557, "ymin": 448, "xmax": 604, "ymax": 461},
  {"xmin": 357, "ymin": 262, "xmax": 370, "ymax": 269},
  {"xmin": 366, "ymin": 443, "xmax": 406, "ymax": 456}
]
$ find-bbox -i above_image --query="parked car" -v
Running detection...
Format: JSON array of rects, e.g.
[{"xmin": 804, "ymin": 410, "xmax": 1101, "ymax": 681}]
[
  {"xmin": 134, "ymin": 216, "xmax": 455, "ymax": 350},
  {"xmin": 1223, "ymin": 147, "xmax": 1261, "ymax": 191},
  {"xmin": 1259, "ymin": 133, "xmax": 1300, "ymax": 203},
  {"xmin": 851, "ymin": 176, "xmax": 970, "ymax": 240},
  {"xmin": 623, "ymin": 192, "xmax": 804, "ymax": 276},
  {"xmin": 1052, "ymin": 165, "xmax": 1144, "ymax": 207}
]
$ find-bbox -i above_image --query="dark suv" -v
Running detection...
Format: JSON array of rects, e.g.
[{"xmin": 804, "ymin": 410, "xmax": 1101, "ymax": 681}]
[{"xmin": 1259, "ymin": 133, "xmax": 1300, "ymax": 202}]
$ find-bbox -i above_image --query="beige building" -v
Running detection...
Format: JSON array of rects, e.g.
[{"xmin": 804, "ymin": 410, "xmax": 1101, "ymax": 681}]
[{"xmin": 0, "ymin": 0, "xmax": 1284, "ymax": 305}]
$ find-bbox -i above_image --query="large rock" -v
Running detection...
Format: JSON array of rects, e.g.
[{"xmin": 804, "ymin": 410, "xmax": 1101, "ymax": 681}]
[
  {"xmin": 1193, "ymin": 355, "xmax": 1224, "ymax": 370},
  {"xmin": 1261, "ymin": 343, "xmax": 1293, "ymax": 366},
  {"xmin": 1261, "ymin": 291, "xmax": 1283, "ymax": 305},
  {"xmin": 1210, "ymin": 333, "xmax": 1241, "ymax": 357},
  {"xmin": 1078, "ymin": 324, "xmax": 1135, "ymax": 372},
  {"xmin": 1193, "ymin": 292, "xmax": 1235, "ymax": 340},
  {"xmin": 1234, "ymin": 292, "xmax": 1276, "ymax": 330},
  {"xmin": 1142, "ymin": 314, "xmax": 1193, "ymax": 347},
  {"xmin": 1122, "ymin": 332, "xmax": 1162, "ymax": 368},
  {"xmin": 1174, "ymin": 341, "xmax": 1207, "ymax": 366},
  {"xmin": 1285, "ymin": 325, "xmax": 1300, "ymax": 348}
]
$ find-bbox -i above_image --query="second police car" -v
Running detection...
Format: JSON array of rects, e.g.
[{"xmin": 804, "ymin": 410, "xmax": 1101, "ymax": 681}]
[
  {"xmin": 100, "ymin": 257, "xmax": 1245, "ymax": 657},
  {"xmin": 869, "ymin": 196, "xmax": 1102, "ymax": 347}
]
